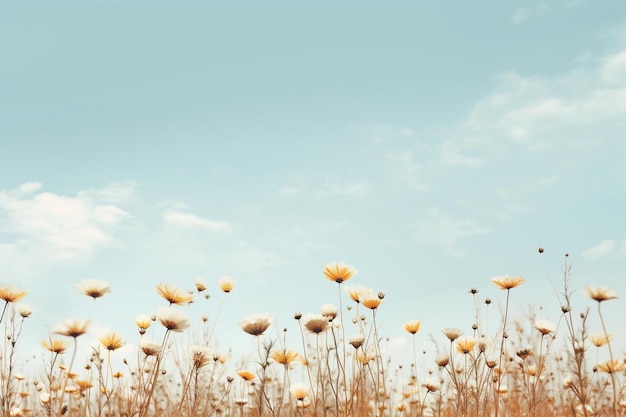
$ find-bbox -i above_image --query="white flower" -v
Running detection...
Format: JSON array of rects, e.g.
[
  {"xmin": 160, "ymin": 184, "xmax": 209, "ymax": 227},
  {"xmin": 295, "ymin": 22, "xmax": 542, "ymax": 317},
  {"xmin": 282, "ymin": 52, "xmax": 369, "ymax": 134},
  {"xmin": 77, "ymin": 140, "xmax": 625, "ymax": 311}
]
[
  {"xmin": 239, "ymin": 313, "xmax": 272, "ymax": 336},
  {"xmin": 76, "ymin": 279, "xmax": 111, "ymax": 299},
  {"xmin": 158, "ymin": 307, "xmax": 190, "ymax": 333},
  {"xmin": 320, "ymin": 304, "xmax": 338, "ymax": 320}
]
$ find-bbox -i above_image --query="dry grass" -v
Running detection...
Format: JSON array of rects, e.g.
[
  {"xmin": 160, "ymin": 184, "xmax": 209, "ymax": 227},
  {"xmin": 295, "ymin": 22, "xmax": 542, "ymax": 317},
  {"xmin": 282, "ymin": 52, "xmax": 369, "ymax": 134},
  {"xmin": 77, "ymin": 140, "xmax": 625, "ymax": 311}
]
[{"xmin": 0, "ymin": 255, "xmax": 624, "ymax": 417}]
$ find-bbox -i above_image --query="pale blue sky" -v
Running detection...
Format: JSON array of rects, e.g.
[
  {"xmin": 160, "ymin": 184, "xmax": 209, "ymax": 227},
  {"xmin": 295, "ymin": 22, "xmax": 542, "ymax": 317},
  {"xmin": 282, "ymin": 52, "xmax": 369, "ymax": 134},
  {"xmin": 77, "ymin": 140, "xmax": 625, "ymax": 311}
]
[{"xmin": 1, "ymin": 1, "xmax": 626, "ymax": 369}]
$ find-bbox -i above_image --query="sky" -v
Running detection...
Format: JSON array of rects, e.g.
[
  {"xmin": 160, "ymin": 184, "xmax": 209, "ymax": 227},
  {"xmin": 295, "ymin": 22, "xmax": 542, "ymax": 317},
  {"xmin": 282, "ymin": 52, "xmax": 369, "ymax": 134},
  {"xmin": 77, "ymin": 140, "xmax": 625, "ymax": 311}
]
[{"xmin": 1, "ymin": 0, "xmax": 626, "ymax": 372}]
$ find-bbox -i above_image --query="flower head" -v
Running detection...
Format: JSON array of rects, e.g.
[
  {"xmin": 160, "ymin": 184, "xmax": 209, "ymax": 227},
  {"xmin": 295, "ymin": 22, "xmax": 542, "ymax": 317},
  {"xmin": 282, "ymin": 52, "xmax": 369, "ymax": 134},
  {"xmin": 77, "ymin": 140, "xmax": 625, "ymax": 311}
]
[
  {"xmin": 492, "ymin": 276, "xmax": 525, "ymax": 290},
  {"xmin": 290, "ymin": 381, "xmax": 309, "ymax": 401},
  {"xmin": 41, "ymin": 339, "xmax": 68, "ymax": 354},
  {"xmin": 597, "ymin": 359, "xmax": 626, "ymax": 374},
  {"xmin": 585, "ymin": 286, "xmax": 618, "ymax": 303},
  {"xmin": 302, "ymin": 313, "xmax": 329, "ymax": 334},
  {"xmin": 349, "ymin": 334, "xmax": 364, "ymax": 349},
  {"xmin": 0, "ymin": 286, "xmax": 27, "ymax": 303},
  {"xmin": 534, "ymin": 319, "xmax": 555, "ymax": 335},
  {"xmin": 323, "ymin": 262, "xmax": 356, "ymax": 284},
  {"xmin": 76, "ymin": 279, "xmax": 110, "ymax": 300},
  {"xmin": 239, "ymin": 313, "xmax": 272, "ymax": 336},
  {"xmin": 237, "ymin": 369, "xmax": 255, "ymax": 381},
  {"xmin": 139, "ymin": 338, "xmax": 162, "ymax": 356},
  {"xmin": 403, "ymin": 320, "xmax": 421, "ymax": 335},
  {"xmin": 270, "ymin": 349, "xmax": 299, "ymax": 366},
  {"xmin": 442, "ymin": 328, "xmax": 463, "ymax": 342},
  {"xmin": 456, "ymin": 337, "xmax": 476, "ymax": 354},
  {"xmin": 99, "ymin": 331, "xmax": 125, "ymax": 351},
  {"xmin": 344, "ymin": 285, "xmax": 369, "ymax": 303},
  {"xmin": 156, "ymin": 283, "xmax": 193, "ymax": 306},
  {"xmin": 189, "ymin": 345, "xmax": 214, "ymax": 368},
  {"xmin": 320, "ymin": 304, "xmax": 338, "ymax": 321},
  {"xmin": 195, "ymin": 278, "xmax": 208, "ymax": 292},
  {"xmin": 589, "ymin": 333, "xmax": 612, "ymax": 347},
  {"xmin": 135, "ymin": 314, "xmax": 152, "ymax": 332},
  {"xmin": 218, "ymin": 276, "xmax": 236, "ymax": 293},
  {"xmin": 359, "ymin": 290, "xmax": 382, "ymax": 310},
  {"xmin": 54, "ymin": 318, "xmax": 90, "ymax": 338},
  {"xmin": 16, "ymin": 303, "xmax": 32, "ymax": 318},
  {"xmin": 157, "ymin": 307, "xmax": 190, "ymax": 333}
]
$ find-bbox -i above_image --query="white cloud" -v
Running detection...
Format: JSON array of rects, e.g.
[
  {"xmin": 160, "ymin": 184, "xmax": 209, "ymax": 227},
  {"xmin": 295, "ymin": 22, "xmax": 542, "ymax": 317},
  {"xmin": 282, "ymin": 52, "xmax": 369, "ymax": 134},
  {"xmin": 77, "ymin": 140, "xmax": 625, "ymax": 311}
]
[
  {"xmin": 383, "ymin": 150, "xmax": 431, "ymax": 192},
  {"xmin": 583, "ymin": 239, "xmax": 626, "ymax": 260},
  {"xmin": 278, "ymin": 186, "xmax": 303, "ymax": 195},
  {"xmin": 0, "ymin": 183, "xmax": 132, "ymax": 267},
  {"xmin": 162, "ymin": 210, "xmax": 231, "ymax": 232},
  {"xmin": 316, "ymin": 182, "xmax": 369, "ymax": 198},
  {"xmin": 512, "ymin": 4, "xmax": 551, "ymax": 25},
  {"xmin": 438, "ymin": 140, "xmax": 485, "ymax": 167}
]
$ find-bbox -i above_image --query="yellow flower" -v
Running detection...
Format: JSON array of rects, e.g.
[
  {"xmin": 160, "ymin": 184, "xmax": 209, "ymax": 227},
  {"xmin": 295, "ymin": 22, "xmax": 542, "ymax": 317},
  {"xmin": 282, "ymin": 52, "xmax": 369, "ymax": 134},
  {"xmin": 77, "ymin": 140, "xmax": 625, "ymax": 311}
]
[
  {"xmin": 323, "ymin": 262, "xmax": 356, "ymax": 284},
  {"xmin": 456, "ymin": 337, "xmax": 476, "ymax": 354},
  {"xmin": 589, "ymin": 333, "xmax": 612, "ymax": 347},
  {"xmin": 195, "ymin": 278, "xmax": 208, "ymax": 292},
  {"xmin": 76, "ymin": 279, "xmax": 110, "ymax": 300},
  {"xmin": 237, "ymin": 369, "xmax": 255, "ymax": 381},
  {"xmin": 359, "ymin": 290, "xmax": 382, "ymax": 310},
  {"xmin": 270, "ymin": 349, "xmax": 299, "ymax": 366},
  {"xmin": 585, "ymin": 286, "xmax": 618, "ymax": 303},
  {"xmin": 218, "ymin": 276, "xmax": 236, "ymax": 293},
  {"xmin": 596, "ymin": 359, "xmax": 626, "ymax": 374},
  {"xmin": 239, "ymin": 313, "xmax": 272, "ymax": 336},
  {"xmin": 0, "ymin": 286, "xmax": 27, "ymax": 303},
  {"xmin": 156, "ymin": 283, "xmax": 193, "ymax": 306},
  {"xmin": 403, "ymin": 320, "xmax": 421, "ymax": 335},
  {"xmin": 344, "ymin": 285, "xmax": 368, "ymax": 303},
  {"xmin": 99, "ymin": 331, "xmax": 125, "ymax": 351},
  {"xmin": 135, "ymin": 314, "xmax": 152, "ymax": 331},
  {"xmin": 491, "ymin": 276, "xmax": 525, "ymax": 290},
  {"xmin": 54, "ymin": 319, "xmax": 90, "ymax": 338}
]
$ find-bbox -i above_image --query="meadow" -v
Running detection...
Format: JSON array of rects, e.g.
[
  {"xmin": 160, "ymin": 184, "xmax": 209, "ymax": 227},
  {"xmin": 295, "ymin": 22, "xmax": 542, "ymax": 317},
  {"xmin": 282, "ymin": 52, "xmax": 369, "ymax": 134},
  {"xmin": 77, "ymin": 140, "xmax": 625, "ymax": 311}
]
[{"xmin": 0, "ymin": 255, "xmax": 621, "ymax": 417}]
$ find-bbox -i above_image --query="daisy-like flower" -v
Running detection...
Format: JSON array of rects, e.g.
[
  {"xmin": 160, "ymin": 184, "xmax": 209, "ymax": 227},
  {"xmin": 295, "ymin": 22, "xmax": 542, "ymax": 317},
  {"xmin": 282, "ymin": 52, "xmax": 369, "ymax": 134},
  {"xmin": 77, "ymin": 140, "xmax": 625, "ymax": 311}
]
[
  {"xmin": 534, "ymin": 319, "xmax": 556, "ymax": 335},
  {"xmin": 42, "ymin": 339, "xmax": 68, "ymax": 354},
  {"xmin": 302, "ymin": 313, "xmax": 329, "ymax": 334},
  {"xmin": 195, "ymin": 278, "xmax": 208, "ymax": 292},
  {"xmin": 0, "ymin": 286, "xmax": 27, "ymax": 303},
  {"xmin": 584, "ymin": 286, "xmax": 618, "ymax": 303},
  {"xmin": 99, "ymin": 331, "xmax": 125, "ymax": 351},
  {"xmin": 359, "ymin": 290, "xmax": 382, "ymax": 310},
  {"xmin": 237, "ymin": 369, "xmax": 255, "ymax": 381},
  {"xmin": 218, "ymin": 276, "xmax": 236, "ymax": 293},
  {"xmin": 442, "ymin": 328, "xmax": 463, "ymax": 342},
  {"xmin": 54, "ymin": 318, "xmax": 90, "ymax": 338},
  {"xmin": 349, "ymin": 334, "xmax": 364, "ymax": 349},
  {"xmin": 239, "ymin": 313, "xmax": 272, "ymax": 336},
  {"xmin": 139, "ymin": 338, "xmax": 162, "ymax": 357},
  {"xmin": 435, "ymin": 352, "xmax": 449, "ymax": 367},
  {"xmin": 344, "ymin": 285, "xmax": 369, "ymax": 303},
  {"xmin": 76, "ymin": 279, "xmax": 110, "ymax": 300},
  {"xmin": 492, "ymin": 275, "xmax": 525, "ymax": 290},
  {"xmin": 270, "ymin": 349, "xmax": 299, "ymax": 366},
  {"xmin": 135, "ymin": 314, "xmax": 152, "ymax": 332},
  {"xmin": 403, "ymin": 320, "xmax": 421, "ymax": 335},
  {"xmin": 589, "ymin": 333, "xmax": 612, "ymax": 347},
  {"xmin": 456, "ymin": 337, "xmax": 476, "ymax": 354},
  {"xmin": 422, "ymin": 378, "xmax": 441, "ymax": 392},
  {"xmin": 16, "ymin": 303, "xmax": 32, "ymax": 318},
  {"xmin": 320, "ymin": 304, "xmax": 338, "ymax": 321},
  {"xmin": 156, "ymin": 283, "xmax": 193, "ymax": 306},
  {"xmin": 323, "ymin": 262, "xmax": 356, "ymax": 284},
  {"xmin": 290, "ymin": 381, "xmax": 309, "ymax": 401},
  {"xmin": 189, "ymin": 345, "xmax": 214, "ymax": 368},
  {"xmin": 157, "ymin": 307, "xmax": 190, "ymax": 333},
  {"xmin": 596, "ymin": 359, "xmax": 626, "ymax": 374}
]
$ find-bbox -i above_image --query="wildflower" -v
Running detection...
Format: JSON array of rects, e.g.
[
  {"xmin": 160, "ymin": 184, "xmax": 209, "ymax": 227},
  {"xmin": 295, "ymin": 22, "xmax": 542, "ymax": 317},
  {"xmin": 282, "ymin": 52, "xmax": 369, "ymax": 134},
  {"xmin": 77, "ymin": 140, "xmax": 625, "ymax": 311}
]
[
  {"xmin": 112, "ymin": 372, "xmax": 123, "ymax": 379},
  {"xmin": 435, "ymin": 352, "xmax": 449, "ymax": 367},
  {"xmin": 297, "ymin": 397, "xmax": 311, "ymax": 408},
  {"xmin": 9, "ymin": 408, "xmax": 24, "ymax": 417},
  {"xmin": 289, "ymin": 381, "xmax": 309, "ymax": 401},
  {"xmin": 534, "ymin": 319, "xmax": 555, "ymax": 335},
  {"xmin": 135, "ymin": 314, "xmax": 152, "ymax": 332},
  {"xmin": 302, "ymin": 313, "xmax": 329, "ymax": 334},
  {"xmin": 189, "ymin": 345, "xmax": 213, "ymax": 368},
  {"xmin": 157, "ymin": 307, "xmax": 190, "ymax": 333},
  {"xmin": 156, "ymin": 283, "xmax": 193, "ymax": 306},
  {"xmin": 0, "ymin": 286, "xmax": 27, "ymax": 303},
  {"xmin": 139, "ymin": 338, "xmax": 162, "ymax": 356},
  {"xmin": 403, "ymin": 320, "xmax": 421, "ymax": 335},
  {"xmin": 359, "ymin": 290, "xmax": 382, "ymax": 310},
  {"xmin": 39, "ymin": 393, "xmax": 50, "ymax": 404},
  {"xmin": 234, "ymin": 398, "xmax": 248, "ymax": 406},
  {"xmin": 41, "ymin": 338, "xmax": 68, "ymax": 355},
  {"xmin": 344, "ymin": 285, "xmax": 369, "ymax": 303},
  {"xmin": 270, "ymin": 349, "xmax": 299, "ymax": 366},
  {"xmin": 589, "ymin": 333, "xmax": 612, "ymax": 347},
  {"xmin": 442, "ymin": 328, "xmax": 463, "ymax": 342},
  {"xmin": 16, "ymin": 304, "xmax": 32, "ymax": 318},
  {"xmin": 491, "ymin": 276, "xmax": 525, "ymax": 290},
  {"xmin": 320, "ymin": 304, "xmax": 338, "ymax": 321},
  {"xmin": 349, "ymin": 334, "xmax": 364, "ymax": 349},
  {"xmin": 396, "ymin": 402, "xmax": 407, "ymax": 412},
  {"xmin": 76, "ymin": 380, "xmax": 93, "ymax": 392},
  {"xmin": 323, "ymin": 262, "xmax": 356, "ymax": 284},
  {"xmin": 584, "ymin": 286, "xmax": 618, "ymax": 303},
  {"xmin": 99, "ymin": 331, "xmax": 125, "ymax": 351},
  {"xmin": 195, "ymin": 278, "xmax": 208, "ymax": 292},
  {"xmin": 422, "ymin": 378, "xmax": 440, "ymax": 392},
  {"xmin": 218, "ymin": 276, "xmax": 235, "ymax": 293},
  {"xmin": 239, "ymin": 313, "xmax": 272, "ymax": 336},
  {"xmin": 357, "ymin": 346, "xmax": 377, "ymax": 364},
  {"xmin": 596, "ymin": 359, "xmax": 626, "ymax": 374},
  {"xmin": 456, "ymin": 337, "xmax": 476, "ymax": 354},
  {"xmin": 54, "ymin": 318, "xmax": 90, "ymax": 338},
  {"xmin": 237, "ymin": 369, "xmax": 255, "ymax": 381},
  {"xmin": 76, "ymin": 279, "xmax": 110, "ymax": 300},
  {"xmin": 563, "ymin": 375, "xmax": 574, "ymax": 388}
]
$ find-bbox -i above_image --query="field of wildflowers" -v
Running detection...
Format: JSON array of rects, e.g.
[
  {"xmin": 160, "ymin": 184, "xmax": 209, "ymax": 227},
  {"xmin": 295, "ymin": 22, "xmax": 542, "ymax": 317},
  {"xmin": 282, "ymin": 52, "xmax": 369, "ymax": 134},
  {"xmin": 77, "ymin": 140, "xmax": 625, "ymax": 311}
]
[{"xmin": 0, "ymin": 253, "xmax": 623, "ymax": 417}]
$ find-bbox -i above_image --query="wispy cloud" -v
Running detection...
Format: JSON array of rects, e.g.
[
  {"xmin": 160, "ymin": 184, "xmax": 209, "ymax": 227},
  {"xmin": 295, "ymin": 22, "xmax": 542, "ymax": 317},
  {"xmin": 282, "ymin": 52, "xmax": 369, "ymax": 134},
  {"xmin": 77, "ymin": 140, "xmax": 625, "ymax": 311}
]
[
  {"xmin": 162, "ymin": 210, "xmax": 231, "ymax": 232},
  {"xmin": 512, "ymin": 4, "xmax": 551, "ymax": 25},
  {"xmin": 383, "ymin": 150, "xmax": 431, "ymax": 192},
  {"xmin": 583, "ymin": 239, "xmax": 626, "ymax": 260},
  {"xmin": 316, "ymin": 182, "xmax": 369, "ymax": 198}
]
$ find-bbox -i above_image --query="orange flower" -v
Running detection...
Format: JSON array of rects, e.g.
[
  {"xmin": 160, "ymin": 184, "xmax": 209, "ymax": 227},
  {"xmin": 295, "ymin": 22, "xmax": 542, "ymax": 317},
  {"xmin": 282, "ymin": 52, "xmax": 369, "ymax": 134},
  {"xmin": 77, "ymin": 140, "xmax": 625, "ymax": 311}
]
[
  {"xmin": 0, "ymin": 286, "xmax": 27, "ymax": 303},
  {"xmin": 237, "ymin": 369, "xmax": 256, "ymax": 381},
  {"xmin": 99, "ymin": 331, "xmax": 125, "ymax": 351},
  {"xmin": 156, "ymin": 283, "xmax": 193, "ymax": 306},
  {"xmin": 323, "ymin": 262, "xmax": 356, "ymax": 284},
  {"xmin": 54, "ymin": 319, "xmax": 90, "ymax": 338},
  {"xmin": 270, "ymin": 349, "xmax": 299, "ymax": 366},
  {"xmin": 491, "ymin": 276, "xmax": 525, "ymax": 290},
  {"xmin": 76, "ymin": 279, "xmax": 110, "ymax": 300},
  {"xmin": 597, "ymin": 359, "xmax": 626, "ymax": 374},
  {"xmin": 585, "ymin": 286, "xmax": 618, "ymax": 303},
  {"xmin": 403, "ymin": 320, "xmax": 421, "ymax": 335}
]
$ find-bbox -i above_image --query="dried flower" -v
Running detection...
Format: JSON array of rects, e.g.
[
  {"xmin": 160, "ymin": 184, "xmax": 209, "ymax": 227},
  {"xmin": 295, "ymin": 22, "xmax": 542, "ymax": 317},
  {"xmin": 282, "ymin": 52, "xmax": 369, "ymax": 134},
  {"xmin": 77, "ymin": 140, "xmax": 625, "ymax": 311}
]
[
  {"xmin": 42, "ymin": 339, "xmax": 68, "ymax": 354},
  {"xmin": 237, "ymin": 369, "xmax": 255, "ymax": 381},
  {"xmin": 156, "ymin": 283, "xmax": 193, "ymax": 306},
  {"xmin": 270, "ymin": 349, "xmax": 299, "ymax": 366},
  {"xmin": 491, "ymin": 276, "xmax": 525, "ymax": 290},
  {"xmin": 54, "ymin": 318, "xmax": 90, "ymax": 338},
  {"xmin": 349, "ymin": 334, "xmax": 364, "ymax": 349},
  {"xmin": 139, "ymin": 338, "xmax": 162, "ymax": 356},
  {"xmin": 596, "ymin": 359, "xmax": 626, "ymax": 374},
  {"xmin": 290, "ymin": 381, "xmax": 309, "ymax": 401},
  {"xmin": 99, "ymin": 331, "xmax": 125, "ymax": 351},
  {"xmin": 302, "ymin": 313, "xmax": 329, "ymax": 334},
  {"xmin": 534, "ymin": 319, "xmax": 555, "ymax": 335},
  {"xmin": 403, "ymin": 320, "xmax": 421, "ymax": 335},
  {"xmin": 239, "ymin": 313, "xmax": 272, "ymax": 336},
  {"xmin": 442, "ymin": 328, "xmax": 463, "ymax": 342},
  {"xmin": 323, "ymin": 262, "xmax": 356, "ymax": 284},
  {"xmin": 76, "ymin": 279, "xmax": 110, "ymax": 300},
  {"xmin": 157, "ymin": 307, "xmax": 190, "ymax": 333},
  {"xmin": 218, "ymin": 276, "xmax": 236, "ymax": 293},
  {"xmin": 320, "ymin": 304, "xmax": 338, "ymax": 321},
  {"xmin": 0, "ymin": 286, "xmax": 27, "ymax": 303},
  {"xmin": 195, "ymin": 278, "xmax": 208, "ymax": 292},
  {"xmin": 189, "ymin": 345, "xmax": 213, "ymax": 368},
  {"xmin": 584, "ymin": 286, "xmax": 618, "ymax": 303},
  {"xmin": 456, "ymin": 337, "xmax": 476, "ymax": 354},
  {"xmin": 589, "ymin": 333, "xmax": 612, "ymax": 347}
]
